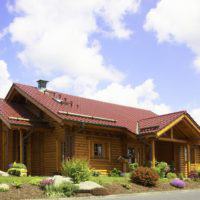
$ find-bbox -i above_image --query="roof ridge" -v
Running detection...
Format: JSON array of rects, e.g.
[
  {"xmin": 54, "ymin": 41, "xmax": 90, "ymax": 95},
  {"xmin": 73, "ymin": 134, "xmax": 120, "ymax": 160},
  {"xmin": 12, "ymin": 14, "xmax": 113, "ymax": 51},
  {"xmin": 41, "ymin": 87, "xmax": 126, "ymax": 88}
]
[
  {"xmin": 46, "ymin": 89, "xmax": 155, "ymax": 112},
  {"xmin": 14, "ymin": 82, "xmax": 156, "ymax": 114},
  {"xmin": 138, "ymin": 110, "xmax": 186, "ymax": 122}
]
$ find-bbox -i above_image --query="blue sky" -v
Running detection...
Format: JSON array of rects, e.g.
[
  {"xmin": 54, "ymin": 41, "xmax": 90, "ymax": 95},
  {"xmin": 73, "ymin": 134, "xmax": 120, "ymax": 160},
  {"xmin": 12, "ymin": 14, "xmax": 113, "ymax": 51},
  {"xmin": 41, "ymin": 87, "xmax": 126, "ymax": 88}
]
[{"xmin": 0, "ymin": 0, "xmax": 200, "ymax": 122}]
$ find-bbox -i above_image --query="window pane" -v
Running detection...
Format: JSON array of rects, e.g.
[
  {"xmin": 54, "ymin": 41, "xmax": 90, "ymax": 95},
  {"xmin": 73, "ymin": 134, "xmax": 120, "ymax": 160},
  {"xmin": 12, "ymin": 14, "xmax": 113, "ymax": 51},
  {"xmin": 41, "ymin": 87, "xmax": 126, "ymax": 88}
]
[
  {"xmin": 127, "ymin": 147, "xmax": 135, "ymax": 163},
  {"xmin": 94, "ymin": 144, "xmax": 103, "ymax": 157},
  {"xmin": 184, "ymin": 146, "xmax": 187, "ymax": 162}
]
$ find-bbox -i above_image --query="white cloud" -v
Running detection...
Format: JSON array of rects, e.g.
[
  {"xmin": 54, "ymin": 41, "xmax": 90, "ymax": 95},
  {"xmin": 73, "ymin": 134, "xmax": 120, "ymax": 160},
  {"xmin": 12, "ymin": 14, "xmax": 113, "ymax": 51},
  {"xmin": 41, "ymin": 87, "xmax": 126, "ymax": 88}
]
[
  {"xmin": 0, "ymin": 60, "xmax": 12, "ymax": 98},
  {"xmin": 144, "ymin": 0, "xmax": 200, "ymax": 72},
  {"xmin": 84, "ymin": 79, "xmax": 171, "ymax": 114},
  {"xmin": 190, "ymin": 108, "xmax": 200, "ymax": 125},
  {"xmin": 2, "ymin": 0, "xmax": 170, "ymax": 114},
  {"xmin": 7, "ymin": 0, "xmax": 139, "ymax": 89}
]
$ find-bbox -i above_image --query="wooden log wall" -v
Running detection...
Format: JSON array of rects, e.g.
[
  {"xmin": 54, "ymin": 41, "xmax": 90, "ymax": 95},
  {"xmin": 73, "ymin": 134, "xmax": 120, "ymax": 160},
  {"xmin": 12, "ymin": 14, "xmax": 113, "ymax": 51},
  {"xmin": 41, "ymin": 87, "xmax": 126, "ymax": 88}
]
[
  {"xmin": 42, "ymin": 115, "xmax": 65, "ymax": 176},
  {"xmin": 74, "ymin": 131, "xmax": 123, "ymax": 171},
  {"xmin": 31, "ymin": 132, "xmax": 44, "ymax": 175},
  {"xmin": 0, "ymin": 121, "xmax": 3, "ymax": 170},
  {"xmin": 191, "ymin": 146, "xmax": 200, "ymax": 171},
  {"xmin": 0, "ymin": 122, "xmax": 13, "ymax": 171}
]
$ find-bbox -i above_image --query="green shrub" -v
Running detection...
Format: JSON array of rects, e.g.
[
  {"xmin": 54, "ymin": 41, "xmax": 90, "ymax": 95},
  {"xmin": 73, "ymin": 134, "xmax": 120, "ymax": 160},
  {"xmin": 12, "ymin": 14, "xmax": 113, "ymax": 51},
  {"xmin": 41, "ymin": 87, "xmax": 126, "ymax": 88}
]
[
  {"xmin": 91, "ymin": 170, "xmax": 101, "ymax": 177},
  {"xmin": 61, "ymin": 159, "xmax": 90, "ymax": 183},
  {"xmin": 178, "ymin": 173, "xmax": 185, "ymax": 180},
  {"xmin": 12, "ymin": 162, "xmax": 27, "ymax": 169},
  {"xmin": 8, "ymin": 168, "xmax": 20, "ymax": 176},
  {"xmin": 154, "ymin": 162, "xmax": 169, "ymax": 178},
  {"xmin": 29, "ymin": 178, "xmax": 42, "ymax": 186},
  {"xmin": 131, "ymin": 167, "xmax": 159, "ymax": 187},
  {"xmin": 8, "ymin": 168, "xmax": 27, "ymax": 177},
  {"xmin": 108, "ymin": 168, "xmax": 121, "ymax": 177},
  {"xmin": 129, "ymin": 163, "xmax": 138, "ymax": 171},
  {"xmin": 12, "ymin": 181, "xmax": 23, "ymax": 189},
  {"xmin": 45, "ymin": 182, "xmax": 79, "ymax": 197},
  {"xmin": 166, "ymin": 172, "xmax": 177, "ymax": 179},
  {"xmin": 61, "ymin": 182, "xmax": 79, "ymax": 197},
  {"xmin": 7, "ymin": 162, "xmax": 27, "ymax": 177}
]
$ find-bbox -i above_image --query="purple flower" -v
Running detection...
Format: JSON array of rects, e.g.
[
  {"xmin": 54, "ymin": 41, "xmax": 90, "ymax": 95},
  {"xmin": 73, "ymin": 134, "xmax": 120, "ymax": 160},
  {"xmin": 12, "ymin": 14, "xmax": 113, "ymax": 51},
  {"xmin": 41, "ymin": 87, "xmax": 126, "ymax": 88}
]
[
  {"xmin": 189, "ymin": 171, "xmax": 199, "ymax": 180},
  {"xmin": 40, "ymin": 178, "xmax": 54, "ymax": 188},
  {"xmin": 8, "ymin": 163, "xmax": 13, "ymax": 168},
  {"xmin": 170, "ymin": 178, "xmax": 186, "ymax": 188}
]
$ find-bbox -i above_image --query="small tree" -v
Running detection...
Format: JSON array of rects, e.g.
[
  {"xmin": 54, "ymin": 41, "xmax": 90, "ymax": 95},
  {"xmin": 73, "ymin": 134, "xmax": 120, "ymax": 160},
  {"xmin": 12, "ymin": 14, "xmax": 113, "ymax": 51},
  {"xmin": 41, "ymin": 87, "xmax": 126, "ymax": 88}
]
[
  {"xmin": 154, "ymin": 162, "xmax": 169, "ymax": 178},
  {"xmin": 131, "ymin": 167, "xmax": 159, "ymax": 187},
  {"xmin": 61, "ymin": 158, "xmax": 90, "ymax": 183}
]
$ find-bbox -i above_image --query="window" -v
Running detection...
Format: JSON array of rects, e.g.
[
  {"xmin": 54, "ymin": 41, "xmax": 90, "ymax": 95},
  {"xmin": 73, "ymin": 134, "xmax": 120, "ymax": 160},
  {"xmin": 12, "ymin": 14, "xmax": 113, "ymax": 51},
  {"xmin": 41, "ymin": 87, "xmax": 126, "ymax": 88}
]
[
  {"xmin": 94, "ymin": 144, "xmax": 103, "ymax": 158},
  {"xmin": 90, "ymin": 140, "xmax": 110, "ymax": 160},
  {"xmin": 184, "ymin": 146, "xmax": 187, "ymax": 162},
  {"xmin": 127, "ymin": 147, "xmax": 135, "ymax": 163}
]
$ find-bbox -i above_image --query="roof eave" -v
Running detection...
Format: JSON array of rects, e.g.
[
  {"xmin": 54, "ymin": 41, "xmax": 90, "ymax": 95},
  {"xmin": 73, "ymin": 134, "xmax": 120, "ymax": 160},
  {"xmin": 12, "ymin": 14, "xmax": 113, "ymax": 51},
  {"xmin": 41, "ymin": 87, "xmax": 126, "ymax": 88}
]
[{"xmin": 9, "ymin": 84, "xmax": 64, "ymax": 125}]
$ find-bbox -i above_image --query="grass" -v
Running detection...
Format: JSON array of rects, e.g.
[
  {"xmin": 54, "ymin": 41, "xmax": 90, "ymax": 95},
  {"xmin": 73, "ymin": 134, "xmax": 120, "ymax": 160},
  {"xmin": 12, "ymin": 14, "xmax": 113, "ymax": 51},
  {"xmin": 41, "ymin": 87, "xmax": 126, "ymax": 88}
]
[
  {"xmin": 89, "ymin": 174, "xmax": 131, "ymax": 186},
  {"xmin": 0, "ymin": 174, "xmax": 130, "ymax": 187},
  {"xmin": 0, "ymin": 176, "xmax": 45, "ymax": 185},
  {"xmin": 159, "ymin": 178, "xmax": 171, "ymax": 183},
  {"xmin": 89, "ymin": 174, "xmax": 173, "ymax": 186},
  {"xmin": 0, "ymin": 174, "xmax": 171, "ymax": 186}
]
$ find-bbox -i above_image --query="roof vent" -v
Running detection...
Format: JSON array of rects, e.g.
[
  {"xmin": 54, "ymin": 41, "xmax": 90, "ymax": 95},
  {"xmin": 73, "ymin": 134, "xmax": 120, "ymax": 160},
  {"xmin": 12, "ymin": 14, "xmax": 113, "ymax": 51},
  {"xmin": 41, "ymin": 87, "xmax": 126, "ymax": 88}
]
[{"xmin": 37, "ymin": 80, "xmax": 49, "ymax": 92}]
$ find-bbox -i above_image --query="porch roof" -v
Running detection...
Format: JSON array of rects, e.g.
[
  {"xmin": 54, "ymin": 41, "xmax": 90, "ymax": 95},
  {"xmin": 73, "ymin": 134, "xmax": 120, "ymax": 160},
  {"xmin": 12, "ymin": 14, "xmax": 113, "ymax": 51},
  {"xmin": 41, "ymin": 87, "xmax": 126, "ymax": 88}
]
[
  {"xmin": 138, "ymin": 111, "xmax": 200, "ymax": 136},
  {"xmin": 0, "ymin": 99, "xmax": 45, "ymax": 128}
]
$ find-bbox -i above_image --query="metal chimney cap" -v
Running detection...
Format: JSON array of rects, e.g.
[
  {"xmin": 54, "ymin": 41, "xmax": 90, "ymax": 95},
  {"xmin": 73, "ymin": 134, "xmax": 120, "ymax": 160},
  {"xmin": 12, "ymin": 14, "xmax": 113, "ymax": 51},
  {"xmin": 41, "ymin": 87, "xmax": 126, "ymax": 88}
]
[{"xmin": 37, "ymin": 80, "xmax": 49, "ymax": 90}]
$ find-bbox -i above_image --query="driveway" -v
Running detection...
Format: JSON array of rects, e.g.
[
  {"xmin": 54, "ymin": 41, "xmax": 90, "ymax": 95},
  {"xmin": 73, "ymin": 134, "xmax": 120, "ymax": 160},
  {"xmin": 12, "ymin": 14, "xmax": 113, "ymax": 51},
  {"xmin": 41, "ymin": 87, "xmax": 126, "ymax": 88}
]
[{"xmin": 64, "ymin": 189, "xmax": 200, "ymax": 200}]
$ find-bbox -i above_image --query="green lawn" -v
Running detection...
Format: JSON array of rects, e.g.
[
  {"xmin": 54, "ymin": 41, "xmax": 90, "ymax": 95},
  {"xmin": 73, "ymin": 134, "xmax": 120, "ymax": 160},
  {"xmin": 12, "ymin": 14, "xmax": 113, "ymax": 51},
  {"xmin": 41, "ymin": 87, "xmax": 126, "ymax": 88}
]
[
  {"xmin": 0, "ymin": 174, "xmax": 171, "ymax": 186},
  {"xmin": 89, "ymin": 174, "xmax": 131, "ymax": 186},
  {"xmin": 0, "ymin": 176, "xmax": 45, "ymax": 185},
  {"xmin": 0, "ymin": 175, "xmax": 130, "ymax": 186}
]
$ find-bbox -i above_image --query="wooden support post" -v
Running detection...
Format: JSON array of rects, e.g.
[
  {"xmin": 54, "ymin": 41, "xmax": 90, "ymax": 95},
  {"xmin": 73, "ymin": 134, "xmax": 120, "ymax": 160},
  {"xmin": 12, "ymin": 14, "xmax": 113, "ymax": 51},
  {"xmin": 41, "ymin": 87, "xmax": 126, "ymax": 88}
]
[
  {"xmin": 151, "ymin": 140, "xmax": 156, "ymax": 168},
  {"xmin": 187, "ymin": 144, "xmax": 191, "ymax": 175},
  {"xmin": 19, "ymin": 130, "xmax": 23, "ymax": 163}
]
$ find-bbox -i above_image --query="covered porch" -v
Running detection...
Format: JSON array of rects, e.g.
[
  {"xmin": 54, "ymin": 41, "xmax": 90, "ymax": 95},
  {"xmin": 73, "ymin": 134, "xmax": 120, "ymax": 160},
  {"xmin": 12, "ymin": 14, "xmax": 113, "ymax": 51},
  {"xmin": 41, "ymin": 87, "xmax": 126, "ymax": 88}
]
[
  {"xmin": 1, "ymin": 123, "xmax": 52, "ymax": 175},
  {"xmin": 0, "ymin": 99, "xmax": 52, "ymax": 175},
  {"xmin": 140, "ymin": 112, "xmax": 200, "ymax": 176}
]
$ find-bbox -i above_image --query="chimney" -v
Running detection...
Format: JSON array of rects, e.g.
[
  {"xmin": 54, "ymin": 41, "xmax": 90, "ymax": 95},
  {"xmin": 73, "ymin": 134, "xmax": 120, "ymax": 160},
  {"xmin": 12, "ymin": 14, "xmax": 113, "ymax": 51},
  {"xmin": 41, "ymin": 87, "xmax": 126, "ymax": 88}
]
[{"xmin": 37, "ymin": 80, "xmax": 49, "ymax": 91}]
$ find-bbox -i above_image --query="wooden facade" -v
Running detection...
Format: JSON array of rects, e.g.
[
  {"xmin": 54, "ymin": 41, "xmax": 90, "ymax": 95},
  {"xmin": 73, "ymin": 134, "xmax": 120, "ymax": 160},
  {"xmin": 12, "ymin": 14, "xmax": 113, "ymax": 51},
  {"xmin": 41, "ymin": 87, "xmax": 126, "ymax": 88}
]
[
  {"xmin": 1, "ymin": 118, "xmax": 200, "ymax": 176},
  {"xmin": 0, "ymin": 84, "xmax": 200, "ymax": 177}
]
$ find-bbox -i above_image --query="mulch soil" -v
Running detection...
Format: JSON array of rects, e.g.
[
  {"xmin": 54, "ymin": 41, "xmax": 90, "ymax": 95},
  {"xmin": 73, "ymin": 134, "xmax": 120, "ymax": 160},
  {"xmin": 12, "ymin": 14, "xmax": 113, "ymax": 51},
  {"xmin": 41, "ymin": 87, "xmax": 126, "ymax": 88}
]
[
  {"xmin": 0, "ymin": 181, "xmax": 200, "ymax": 199},
  {"xmin": 104, "ymin": 181, "xmax": 200, "ymax": 195},
  {"xmin": 0, "ymin": 184, "xmax": 45, "ymax": 200}
]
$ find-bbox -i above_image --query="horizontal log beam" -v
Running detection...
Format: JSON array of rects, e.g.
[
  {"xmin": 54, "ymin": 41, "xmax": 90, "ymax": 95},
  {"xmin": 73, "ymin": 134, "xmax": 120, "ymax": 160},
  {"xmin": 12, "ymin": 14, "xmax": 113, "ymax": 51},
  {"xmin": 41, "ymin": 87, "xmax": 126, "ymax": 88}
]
[{"xmin": 159, "ymin": 137, "xmax": 187, "ymax": 144}]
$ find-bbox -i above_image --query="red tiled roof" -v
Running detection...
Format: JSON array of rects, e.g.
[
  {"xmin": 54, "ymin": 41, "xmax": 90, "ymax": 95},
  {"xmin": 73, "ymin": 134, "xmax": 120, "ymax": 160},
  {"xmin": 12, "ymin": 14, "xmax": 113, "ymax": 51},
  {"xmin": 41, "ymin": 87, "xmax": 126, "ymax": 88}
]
[
  {"xmin": 0, "ymin": 99, "xmax": 39, "ymax": 127},
  {"xmin": 138, "ymin": 111, "xmax": 186, "ymax": 134},
  {"xmin": 9, "ymin": 83, "xmax": 157, "ymax": 133}
]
